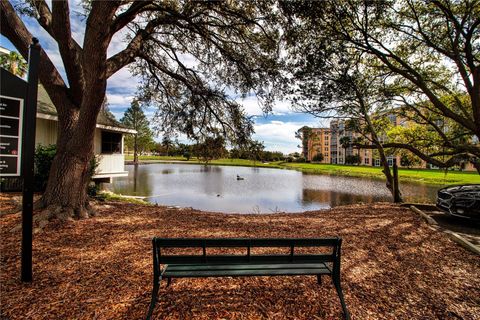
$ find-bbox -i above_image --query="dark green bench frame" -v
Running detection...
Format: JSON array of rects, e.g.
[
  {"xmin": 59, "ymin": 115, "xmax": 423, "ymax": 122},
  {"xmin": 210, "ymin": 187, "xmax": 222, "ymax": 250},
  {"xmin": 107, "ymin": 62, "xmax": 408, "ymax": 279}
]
[{"xmin": 146, "ymin": 237, "xmax": 350, "ymax": 320}]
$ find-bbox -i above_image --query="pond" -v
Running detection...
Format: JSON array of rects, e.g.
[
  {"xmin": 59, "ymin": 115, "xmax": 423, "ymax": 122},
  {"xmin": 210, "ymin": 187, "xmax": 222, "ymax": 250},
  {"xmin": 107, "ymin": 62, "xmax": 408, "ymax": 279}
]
[{"xmin": 108, "ymin": 163, "xmax": 439, "ymax": 213}]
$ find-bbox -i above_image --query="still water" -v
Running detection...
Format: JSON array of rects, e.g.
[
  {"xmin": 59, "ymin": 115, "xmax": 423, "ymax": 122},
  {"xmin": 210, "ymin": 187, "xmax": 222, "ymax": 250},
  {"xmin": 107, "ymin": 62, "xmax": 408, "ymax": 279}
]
[{"xmin": 109, "ymin": 163, "xmax": 439, "ymax": 213}]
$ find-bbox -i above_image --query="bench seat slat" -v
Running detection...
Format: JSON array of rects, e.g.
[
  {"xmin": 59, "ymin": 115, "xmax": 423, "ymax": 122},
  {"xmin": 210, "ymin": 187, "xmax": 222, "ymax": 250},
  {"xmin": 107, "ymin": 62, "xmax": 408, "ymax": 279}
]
[{"xmin": 165, "ymin": 262, "xmax": 331, "ymax": 273}]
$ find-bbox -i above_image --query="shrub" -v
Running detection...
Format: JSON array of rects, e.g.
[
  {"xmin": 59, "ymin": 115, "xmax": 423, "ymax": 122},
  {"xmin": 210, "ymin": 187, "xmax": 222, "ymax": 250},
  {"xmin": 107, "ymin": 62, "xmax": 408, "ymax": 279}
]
[
  {"xmin": 34, "ymin": 144, "xmax": 57, "ymax": 191},
  {"xmin": 34, "ymin": 145, "xmax": 99, "ymax": 194},
  {"xmin": 87, "ymin": 156, "xmax": 100, "ymax": 196}
]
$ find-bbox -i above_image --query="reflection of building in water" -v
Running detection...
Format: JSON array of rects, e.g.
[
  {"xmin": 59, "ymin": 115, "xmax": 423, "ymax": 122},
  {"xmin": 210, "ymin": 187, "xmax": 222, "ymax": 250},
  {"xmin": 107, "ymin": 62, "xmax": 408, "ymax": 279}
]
[{"xmin": 105, "ymin": 164, "xmax": 153, "ymax": 196}]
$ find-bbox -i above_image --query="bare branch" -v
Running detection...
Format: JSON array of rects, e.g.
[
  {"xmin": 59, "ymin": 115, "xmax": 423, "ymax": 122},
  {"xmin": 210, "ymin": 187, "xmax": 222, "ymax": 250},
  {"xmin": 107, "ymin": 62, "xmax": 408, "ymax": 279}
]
[{"xmin": 51, "ymin": 1, "xmax": 84, "ymax": 103}]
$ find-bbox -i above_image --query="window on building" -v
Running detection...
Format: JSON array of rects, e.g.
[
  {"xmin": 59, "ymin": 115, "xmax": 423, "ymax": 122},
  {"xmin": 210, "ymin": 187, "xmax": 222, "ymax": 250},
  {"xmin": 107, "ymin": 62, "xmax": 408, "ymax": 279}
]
[
  {"xmin": 365, "ymin": 158, "xmax": 369, "ymax": 164},
  {"xmin": 324, "ymin": 147, "xmax": 328, "ymax": 151},
  {"xmin": 101, "ymin": 131, "xmax": 122, "ymax": 154},
  {"xmin": 374, "ymin": 159, "xmax": 380, "ymax": 167},
  {"xmin": 387, "ymin": 158, "xmax": 393, "ymax": 167}
]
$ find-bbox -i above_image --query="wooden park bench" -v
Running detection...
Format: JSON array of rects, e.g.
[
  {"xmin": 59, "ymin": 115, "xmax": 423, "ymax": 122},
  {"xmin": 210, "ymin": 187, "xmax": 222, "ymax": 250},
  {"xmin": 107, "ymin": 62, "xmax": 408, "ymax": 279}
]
[{"xmin": 146, "ymin": 237, "xmax": 350, "ymax": 320}]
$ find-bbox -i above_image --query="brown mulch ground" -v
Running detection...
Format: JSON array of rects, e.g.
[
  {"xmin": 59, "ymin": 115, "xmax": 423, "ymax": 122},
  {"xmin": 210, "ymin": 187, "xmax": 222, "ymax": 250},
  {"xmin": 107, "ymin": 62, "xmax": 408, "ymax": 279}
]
[{"xmin": 1, "ymin": 194, "xmax": 479, "ymax": 320}]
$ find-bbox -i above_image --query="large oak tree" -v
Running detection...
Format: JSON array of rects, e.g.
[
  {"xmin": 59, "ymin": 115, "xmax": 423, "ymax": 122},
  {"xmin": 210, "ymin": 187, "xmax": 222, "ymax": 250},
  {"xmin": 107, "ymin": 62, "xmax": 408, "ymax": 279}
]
[{"xmin": 1, "ymin": 0, "xmax": 280, "ymax": 219}]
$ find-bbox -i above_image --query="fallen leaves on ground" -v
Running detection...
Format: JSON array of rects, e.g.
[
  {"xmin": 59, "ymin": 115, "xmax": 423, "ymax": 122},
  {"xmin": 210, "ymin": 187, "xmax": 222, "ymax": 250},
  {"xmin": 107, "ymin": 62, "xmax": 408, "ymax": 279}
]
[{"xmin": 1, "ymin": 195, "xmax": 479, "ymax": 320}]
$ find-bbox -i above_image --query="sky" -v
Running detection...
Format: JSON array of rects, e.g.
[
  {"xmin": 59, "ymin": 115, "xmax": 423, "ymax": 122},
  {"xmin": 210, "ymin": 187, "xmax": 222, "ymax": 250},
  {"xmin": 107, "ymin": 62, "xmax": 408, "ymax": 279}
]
[{"xmin": 0, "ymin": 1, "xmax": 326, "ymax": 154}]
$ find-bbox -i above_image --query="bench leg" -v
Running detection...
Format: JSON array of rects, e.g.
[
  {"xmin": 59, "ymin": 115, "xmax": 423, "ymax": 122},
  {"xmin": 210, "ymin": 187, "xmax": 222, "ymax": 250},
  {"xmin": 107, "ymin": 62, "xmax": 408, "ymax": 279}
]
[
  {"xmin": 317, "ymin": 275, "xmax": 322, "ymax": 285},
  {"xmin": 332, "ymin": 277, "xmax": 350, "ymax": 320},
  {"xmin": 166, "ymin": 277, "xmax": 172, "ymax": 287},
  {"xmin": 146, "ymin": 276, "xmax": 161, "ymax": 320}
]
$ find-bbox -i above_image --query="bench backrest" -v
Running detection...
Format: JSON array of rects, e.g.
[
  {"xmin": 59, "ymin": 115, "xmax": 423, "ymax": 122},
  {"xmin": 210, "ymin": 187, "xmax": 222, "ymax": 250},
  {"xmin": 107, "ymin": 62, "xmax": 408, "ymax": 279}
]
[{"xmin": 151, "ymin": 238, "xmax": 342, "ymax": 274}]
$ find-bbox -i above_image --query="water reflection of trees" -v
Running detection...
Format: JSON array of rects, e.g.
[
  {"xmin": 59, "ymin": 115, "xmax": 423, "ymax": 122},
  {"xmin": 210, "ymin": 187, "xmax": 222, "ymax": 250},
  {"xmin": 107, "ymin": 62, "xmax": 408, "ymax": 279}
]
[
  {"xmin": 301, "ymin": 189, "xmax": 390, "ymax": 208},
  {"xmin": 301, "ymin": 184, "xmax": 436, "ymax": 207},
  {"xmin": 116, "ymin": 164, "xmax": 153, "ymax": 196}
]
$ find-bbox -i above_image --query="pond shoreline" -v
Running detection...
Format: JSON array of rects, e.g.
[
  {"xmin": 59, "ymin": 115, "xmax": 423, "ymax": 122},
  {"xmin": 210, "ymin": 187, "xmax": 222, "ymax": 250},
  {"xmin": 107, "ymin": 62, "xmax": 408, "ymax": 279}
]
[
  {"xmin": 114, "ymin": 162, "xmax": 440, "ymax": 212},
  {"xmin": 124, "ymin": 158, "xmax": 478, "ymax": 186}
]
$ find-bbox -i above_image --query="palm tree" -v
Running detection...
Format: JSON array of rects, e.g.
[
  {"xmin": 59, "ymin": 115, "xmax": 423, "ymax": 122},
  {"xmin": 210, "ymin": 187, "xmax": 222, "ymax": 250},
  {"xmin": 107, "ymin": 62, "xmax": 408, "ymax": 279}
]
[
  {"xmin": 162, "ymin": 136, "xmax": 174, "ymax": 157},
  {"xmin": 339, "ymin": 136, "xmax": 351, "ymax": 164},
  {"xmin": 0, "ymin": 51, "xmax": 27, "ymax": 77}
]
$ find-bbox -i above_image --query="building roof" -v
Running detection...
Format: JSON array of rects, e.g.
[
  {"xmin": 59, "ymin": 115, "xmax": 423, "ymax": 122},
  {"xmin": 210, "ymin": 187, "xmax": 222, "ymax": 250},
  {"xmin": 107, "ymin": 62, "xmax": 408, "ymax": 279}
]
[{"xmin": 37, "ymin": 85, "xmax": 136, "ymax": 134}]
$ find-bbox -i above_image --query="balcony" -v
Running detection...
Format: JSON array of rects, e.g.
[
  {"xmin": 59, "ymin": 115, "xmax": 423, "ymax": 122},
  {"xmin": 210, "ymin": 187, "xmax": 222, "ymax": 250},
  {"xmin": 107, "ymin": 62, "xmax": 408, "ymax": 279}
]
[{"xmin": 92, "ymin": 153, "xmax": 128, "ymax": 181}]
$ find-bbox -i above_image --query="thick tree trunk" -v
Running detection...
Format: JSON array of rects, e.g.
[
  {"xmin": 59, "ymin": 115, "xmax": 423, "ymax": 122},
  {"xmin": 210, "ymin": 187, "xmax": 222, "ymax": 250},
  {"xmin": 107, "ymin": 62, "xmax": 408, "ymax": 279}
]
[
  {"xmin": 38, "ymin": 86, "xmax": 105, "ymax": 220},
  {"xmin": 40, "ymin": 148, "xmax": 94, "ymax": 219}
]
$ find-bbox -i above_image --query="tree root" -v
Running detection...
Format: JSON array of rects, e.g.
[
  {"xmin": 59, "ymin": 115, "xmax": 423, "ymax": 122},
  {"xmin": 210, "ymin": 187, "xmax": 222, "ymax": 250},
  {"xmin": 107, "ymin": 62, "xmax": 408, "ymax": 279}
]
[{"xmin": 10, "ymin": 200, "xmax": 98, "ymax": 233}]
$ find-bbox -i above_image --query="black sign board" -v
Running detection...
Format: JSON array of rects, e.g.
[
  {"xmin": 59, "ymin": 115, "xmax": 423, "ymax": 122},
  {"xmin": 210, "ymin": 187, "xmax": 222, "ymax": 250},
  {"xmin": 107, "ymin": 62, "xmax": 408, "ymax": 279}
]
[
  {"xmin": 0, "ymin": 94, "xmax": 24, "ymax": 176},
  {"xmin": 1, "ymin": 39, "xmax": 40, "ymax": 283}
]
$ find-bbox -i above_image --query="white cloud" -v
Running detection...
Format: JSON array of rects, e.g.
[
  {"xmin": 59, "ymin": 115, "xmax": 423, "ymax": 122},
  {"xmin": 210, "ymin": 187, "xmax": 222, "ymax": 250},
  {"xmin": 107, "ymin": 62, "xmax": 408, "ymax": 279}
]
[
  {"xmin": 235, "ymin": 96, "xmax": 264, "ymax": 116},
  {"xmin": 270, "ymin": 100, "xmax": 293, "ymax": 115},
  {"xmin": 253, "ymin": 120, "xmax": 319, "ymax": 154},
  {"xmin": 106, "ymin": 93, "xmax": 134, "ymax": 106},
  {"xmin": 107, "ymin": 67, "xmax": 140, "ymax": 93},
  {"xmin": 235, "ymin": 95, "xmax": 293, "ymax": 117}
]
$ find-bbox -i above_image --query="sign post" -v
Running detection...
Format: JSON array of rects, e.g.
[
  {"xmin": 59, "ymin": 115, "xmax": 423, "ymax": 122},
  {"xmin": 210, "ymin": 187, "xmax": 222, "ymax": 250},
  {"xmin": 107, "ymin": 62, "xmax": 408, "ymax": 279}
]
[{"xmin": 21, "ymin": 39, "xmax": 40, "ymax": 282}]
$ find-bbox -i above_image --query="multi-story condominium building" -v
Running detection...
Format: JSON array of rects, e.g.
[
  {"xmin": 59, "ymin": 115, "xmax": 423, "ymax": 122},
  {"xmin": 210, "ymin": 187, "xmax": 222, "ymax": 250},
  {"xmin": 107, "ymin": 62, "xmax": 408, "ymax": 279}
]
[
  {"xmin": 329, "ymin": 119, "xmax": 367, "ymax": 165},
  {"xmin": 303, "ymin": 116, "xmax": 402, "ymax": 167},
  {"xmin": 302, "ymin": 128, "xmax": 331, "ymax": 163},
  {"xmin": 301, "ymin": 113, "xmax": 477, "ymax": 171}
]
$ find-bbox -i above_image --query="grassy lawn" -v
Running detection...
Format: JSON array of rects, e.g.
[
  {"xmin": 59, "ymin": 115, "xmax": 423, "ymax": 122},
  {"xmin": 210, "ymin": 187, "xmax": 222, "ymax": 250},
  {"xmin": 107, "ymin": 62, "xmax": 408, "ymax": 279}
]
[
  {"xmin": 282, "ymin": 163, "xmax": 479, "ymax": 186},
  {"xmin": 125, "ymin": 155, "xmax": 478, "ymax": 185},
  {"xmin": 125, "ymin": 155, "xmax": 187, "ymax": 161},
  {"xmin": 125, "ymin": 155, "xmax": 283, "ymax": 168}
]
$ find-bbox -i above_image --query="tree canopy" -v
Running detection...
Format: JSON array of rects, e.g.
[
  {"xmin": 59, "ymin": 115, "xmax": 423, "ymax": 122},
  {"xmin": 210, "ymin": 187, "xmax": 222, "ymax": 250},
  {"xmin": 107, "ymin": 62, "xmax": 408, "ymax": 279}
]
[{"xmin": 281, "ymin": 0, "xmax": 479, "ymax": 173}]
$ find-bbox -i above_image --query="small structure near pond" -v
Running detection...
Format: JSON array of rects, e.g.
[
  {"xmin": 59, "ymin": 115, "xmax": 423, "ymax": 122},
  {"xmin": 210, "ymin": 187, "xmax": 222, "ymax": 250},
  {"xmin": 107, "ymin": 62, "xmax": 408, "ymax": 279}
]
[{"xmin": 35, "ymin": 85, "xmax": 136, "ymax": 183}]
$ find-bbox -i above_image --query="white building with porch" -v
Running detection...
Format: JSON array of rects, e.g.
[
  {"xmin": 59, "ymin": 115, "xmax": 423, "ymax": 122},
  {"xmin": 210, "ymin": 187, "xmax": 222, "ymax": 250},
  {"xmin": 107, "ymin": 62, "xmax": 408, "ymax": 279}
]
[{"xmin": 35, "ymin": 85, "xmax": 135, "ymax": 183}]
